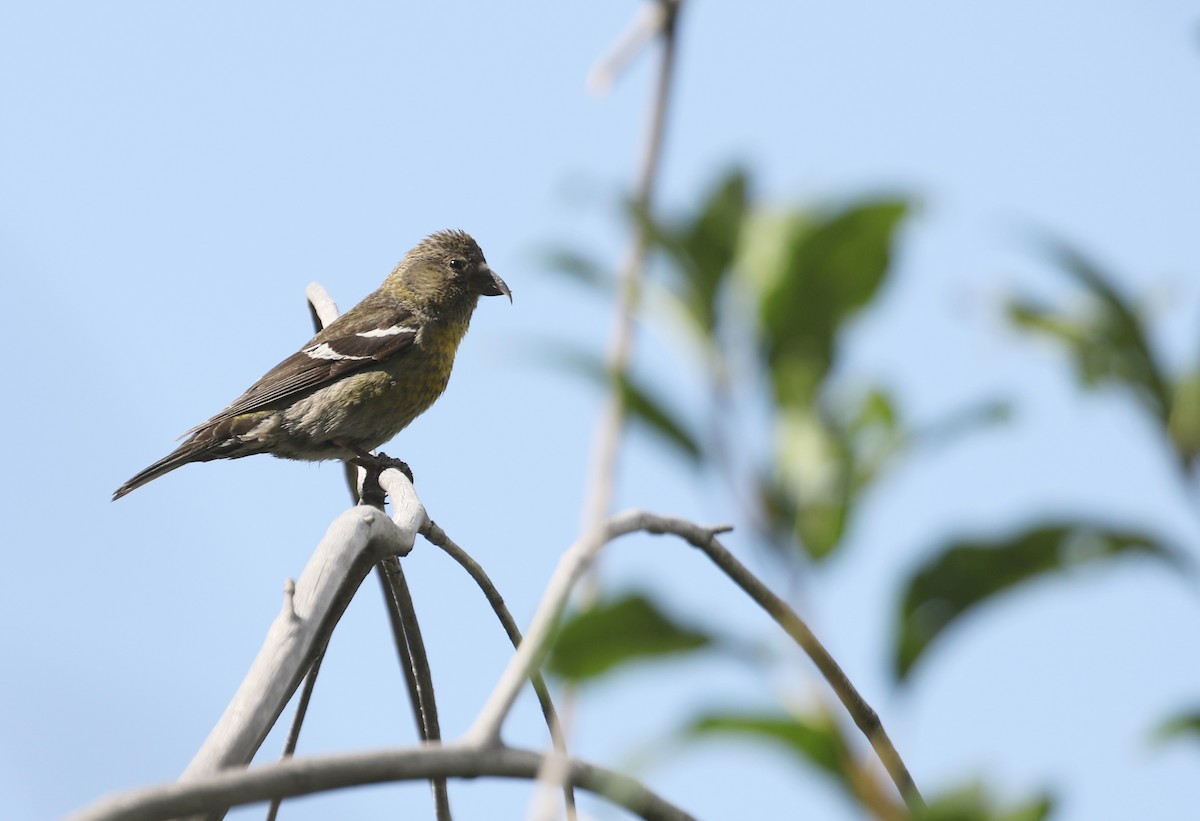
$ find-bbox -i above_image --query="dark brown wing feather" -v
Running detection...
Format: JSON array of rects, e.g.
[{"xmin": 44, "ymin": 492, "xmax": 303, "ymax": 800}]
[{"xmin": 187, "ymin": 299, "xmax": 419, "ymax": 433}]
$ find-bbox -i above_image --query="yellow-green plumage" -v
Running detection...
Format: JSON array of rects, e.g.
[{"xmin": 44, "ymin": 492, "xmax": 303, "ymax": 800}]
[{"xmin": 113, "ymin": 230, "xmax": 510, "ymax": 500}]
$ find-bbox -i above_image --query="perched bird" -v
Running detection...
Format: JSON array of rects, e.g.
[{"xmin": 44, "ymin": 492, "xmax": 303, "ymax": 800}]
[{"xmin": 113, "ymin": 229, "xmax": 510, "ymax": 500}]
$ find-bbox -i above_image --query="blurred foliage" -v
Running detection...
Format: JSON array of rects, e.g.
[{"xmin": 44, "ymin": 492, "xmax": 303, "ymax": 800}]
[
  {"xmin": 1153, "ymin": 710, "xmax": 1200, "ymax": 746},
  {"xmin": 894, "ymin": 524, "xmax": 1177, "ymax": 680},
  {"xmin": 636, "ymin": 170, "xmax": 923, "ymax": 561},
  {"xmin": 545, "ymin": 170, "xmax": 1199, "ymax": 817},
  {"xmin": 540, "ymin": 247, "xmax": 616, "ymax": 294},
  {"xmin": 552, "ymin": 169, "xmax": 947, "ymax": 561},
  {"xmin": 685, "ymin": 707, "xmax": 908, "ymax": 815},
  {"xmin": 632, "ymin": 169, "xmax": 749, "ymax": 340},
  {"xmin": 756, "ymin": 199, "xmax": 909, "ymax": 410},
  {"xmin": 535, "ymin": 344, "xmax": 703, "ymax": 463},
  {"xmin": 914, "ymin": 784, "xmax": 1054, "ymax": 821},
  {"xmin": 546, "ymin": 591, "xmax": 714, "ymax": 681},
  {"xmin": 687, "ymin": 710, "xmax": 851, "ymax": 783},
  {"xmin": 1007, "ymin": 238, "xmax": 1200, "ymax": 468}
]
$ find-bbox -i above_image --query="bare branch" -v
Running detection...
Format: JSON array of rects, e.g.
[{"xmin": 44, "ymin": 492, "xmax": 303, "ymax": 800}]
[
  {"xmin": 304, "ymin": 281, "xmax": 340, "ymax": 330},
  {"xmin": 464, "ymin": 510, "xmax": 728, "ymax": 745},
  {"xmin": 422, "ymin": 521, "xmax": 577, "ymax": 819},
  {"xmin": 586, "ymin": 0, "xmax": 675, "ymax": 95},
  {"xmin": 265, "ymin": 647, "xmax": 325, "ymax": 821},
  {"xmin": 181, "ymin": 472, "xmax": 424, "ymax": 779},
  {"xmin": 377, "ymin": 555, "xmax": 452, "ymax": 819},
  {"xmin": 580, "ymin": 0, "xmax": 682, "ymax": 532},
  {"xmin": 689, "ymin": 535, "xmax": 924, "ymax": 811},
  {"xmin": 461, "ymin": 509, "xmax": 922, "ymax": 811},
  {"xmin": 308, "ymin": 280, "xmax": 451, "ymax": 818},
  {"xmin": 67, "ymin": 745, "xmax": 696, "ymax": 821}
]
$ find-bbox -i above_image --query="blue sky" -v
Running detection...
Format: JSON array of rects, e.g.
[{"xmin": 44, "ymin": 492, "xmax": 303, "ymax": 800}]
[{"xmin": 3, "ymin": 2, "xmax": 1200, "ymax": 819}]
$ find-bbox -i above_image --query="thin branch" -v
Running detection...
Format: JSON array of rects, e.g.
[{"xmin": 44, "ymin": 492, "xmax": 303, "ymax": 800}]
[
  {"xmin": 309, "ymin": 281, "xmax": 451, "ymax": 817},
  {"xmin": 580, "ymin": 0, "xmax": 682, "ymax": 532},
  {"xmin": 377, "ymin": 564, "xmax": 427, "ymax": 738},
  {"xmin": 181, "ymin": 490, "xmax": 420, "ymax": 780},
  {"xmin": 265, "ymin": 647, "xmax": 325, "ymax": 821},
  {"xmin": 67, "ymin": 745, "xmax": 695, "ymax": 821},
  {"xmin": 463, "ymin": 509, "xmax": 922, "ymax": 812},
  {"xmin": 464, "ymin": 510, "xmax": 729, "ymax": 745},
  {"xmin": 261, "ymin": 282, "xmax": 341, "ymax": 821},
  {"xmin": 690, "ymin": 535, "xmax": 925, "ymax": 811},
  {"xmin": 421, "ymin": 520, "xmax": 577, "ymax": 820},
  {"xmin": 586, "ymin": 0, "xmax": 670, "ymax": 95},
  {"xmin": 304, "ymin": 281, "xmax": 340, "ymax": 329},
  {"xmin": 378, "ymin": 555, "xmax": 452, "ymax": 820}
]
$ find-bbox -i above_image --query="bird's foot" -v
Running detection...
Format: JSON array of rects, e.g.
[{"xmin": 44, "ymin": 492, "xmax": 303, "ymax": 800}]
[
  {"xmin": 350, "ymin": 450, "xmax": 414, "ymax": 508},
  {"xmin": 376, "ymin": 452, "xmax": 414, "ymax": 484},
  {"xmin": 351, "ymin": 451, "xmax": 413, "ymax": 483}
]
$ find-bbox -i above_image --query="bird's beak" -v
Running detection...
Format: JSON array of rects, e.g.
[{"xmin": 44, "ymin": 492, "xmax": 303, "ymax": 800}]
[{"xmin": 476, "ymin": 266, "xmax": 512, "ymax": 303}]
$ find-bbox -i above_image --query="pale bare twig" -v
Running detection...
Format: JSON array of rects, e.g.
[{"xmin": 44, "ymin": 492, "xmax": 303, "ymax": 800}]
[
  {"xmin": 65, "ymin": 745, "xmax": 696, "ymax": 821},
  {"xmin": 304, "ymin": 281, "xmax": 340, "ymax": 329},
  {"xmin": 545, "ymin": 5, "xmax": 685, "ymax": 813},
  {"xmin": 691, "ymin": 534, "xmax": 924, "ymax": 811},
  {"xmin": 580, "ymin": 0, "xmax": 682, "ymax": 532},
  {"xmin": 421, "ymin": 520, "xmax": 578, "ymax": 820},
  {"xmin": 586, "ymin": 0, "xmax": 675, "ymax": 95},
  {"xmin": 463, "ymin": 510, "xmax": 730, "ymax": 745},
  {"xmin": 265, "ymin": 286, "xmax": 345, "ymax": 821},
  {"xmin": 308, "ymin": 282, "xmax": 452, "ymax": 820},
  {"xmin": 265, "ymin": 647, "xmax": 326, "ymax": 821},
  {"xmin": 464, "ymin": 509, "xmax": 922, "ymax": 811},
  {"xmin": 181, "ymin": 480, "xmax": 421, "ymax": 779},
  {"xmin": 378, "ymin": 555, "xmax": 452, "ymax": 820}
]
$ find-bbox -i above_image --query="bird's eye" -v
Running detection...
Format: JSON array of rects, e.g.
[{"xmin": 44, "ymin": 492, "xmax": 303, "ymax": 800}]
[{"xmin": 448, "ymin": 258, "xmax": 466, "ymax": 272}]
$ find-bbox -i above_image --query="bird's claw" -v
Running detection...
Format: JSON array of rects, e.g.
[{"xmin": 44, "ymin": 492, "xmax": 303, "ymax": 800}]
[
  {"xmin": 374, "ymin": 452, "xmax": 414, "ymax": 484},
  {"xmin": 352, "ymin": 451, "xmax": 414, "ymax": 508}
]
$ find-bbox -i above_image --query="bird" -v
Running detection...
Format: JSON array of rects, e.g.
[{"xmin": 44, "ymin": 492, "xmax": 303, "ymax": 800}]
[{"xmin": 113, "ymin": 229, "xmax": 510, "ymax": 500}]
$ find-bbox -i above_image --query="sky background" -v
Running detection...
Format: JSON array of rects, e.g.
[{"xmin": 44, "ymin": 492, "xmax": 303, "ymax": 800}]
[{"xmin": 3, "ymin": 2, "xmax": 1200, "ymax": 819}]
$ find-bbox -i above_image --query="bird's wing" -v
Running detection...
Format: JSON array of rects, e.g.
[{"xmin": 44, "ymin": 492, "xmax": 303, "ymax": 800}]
[{"xmin": 187, "ymin": 301, "xmax": 420, "ymax": 433}]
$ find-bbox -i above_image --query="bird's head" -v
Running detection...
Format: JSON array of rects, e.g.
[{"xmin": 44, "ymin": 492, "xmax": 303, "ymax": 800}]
[{"xmin": 391, "ymin": 229, "xmax": 511, "ymax": 315}]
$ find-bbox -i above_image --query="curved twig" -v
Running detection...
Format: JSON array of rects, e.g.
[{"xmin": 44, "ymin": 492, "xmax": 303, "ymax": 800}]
[
  {"xmin": 464, "ymin": 510, "xmax": 731, "ymax": 744},
  {"xmin": 181, "ymin": 495, "xmax": 419, "ymax": 779},
  {"xmin": 464, "ymin": 509, "xmax": 922, "ymax": 811},
  {"xmin": 421, "ymin": 520, "xmax": 577, "ymax": 820},
  {"xmin": 580, "ymin": 0, "xmax": 682, "ymax": 531},
  {"xmin": 688, "ymin": 535, "xmax": 924, "ymax": 811},
  {"xmin": 265, "ymin": 647, "xmax": 326, "ymax": 821},
  {"xmin": 66, "ymin": 745, "xmax": 695, "ymax": 821},
  {"xmin": 377, "ymin": 556, "xmax": 452, "ymax": 819},
  {"xmin": 308, "ymin": 281, "xmax": 452, "ymax": 819}
]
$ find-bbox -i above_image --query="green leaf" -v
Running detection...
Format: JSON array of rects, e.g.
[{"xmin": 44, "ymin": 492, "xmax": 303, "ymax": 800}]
[
  {"xmin": 540, "ymin": 247, "xmax": 614, "ymax": 293},
  {"xmin": 616, "ymin": 370, "xmax": 704, "ymax": 462},
  {"xmin": 915, "ymin": 784, "xmax": 1054, "ymax": 821},
  {"xmin": 894, "ymin": 524, "xmax": 1177, "ymax": 680},
  {"xmin": 632, "ymin": 169, "xmax": 750, "ymax": 338},
  {"xmin": 547, "ymin": 592, "xmax": 714, "ymax": 681},
  {"xmin": 533, "ymin": 343, "xmax": 704, "ymax": 463},
  {"xmin": 772, "ymin": 391, "xmax": 908, "ymax": 561},
  {"xmin": 852, "ymin": 388, "xmax": 899, "ymax": 436},
  {"xmin": 1168, "ymin": 372, "xmax": 1200, "ymax": 467},
  {"xmin": 754, "ymin": 470, "xmax": 801, "ymax": 551},
  {"xmin": 771, "ymin": 406, "xmax": 855, "ymax": 560},
  {"xmin": 687, "ymin": 710, "xmax": 851, "ymax": 785},
  {"xmin": 760, "ymin": 198, "xmax": 910, "ymax": 410},
  {"xmin": 1010, "ymin": 238, "xmax": 1172, "ymax": 424},
  {"xmin": 1153, "ymin": 710, "xmax": 1200, "ymax": 745},
  {"xmin": 911, "ymin": 399, "xmax": 1013, "ymax": 450},
  {"xmin": 677, "ymin": 169, "xmax": 749, "ymax": 334}
]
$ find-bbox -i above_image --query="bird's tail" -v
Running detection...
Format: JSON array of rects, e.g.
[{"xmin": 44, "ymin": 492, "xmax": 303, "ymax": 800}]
[{"xmin": 112, "ymin": 438, "xmax": 219, "ymax": 500}]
